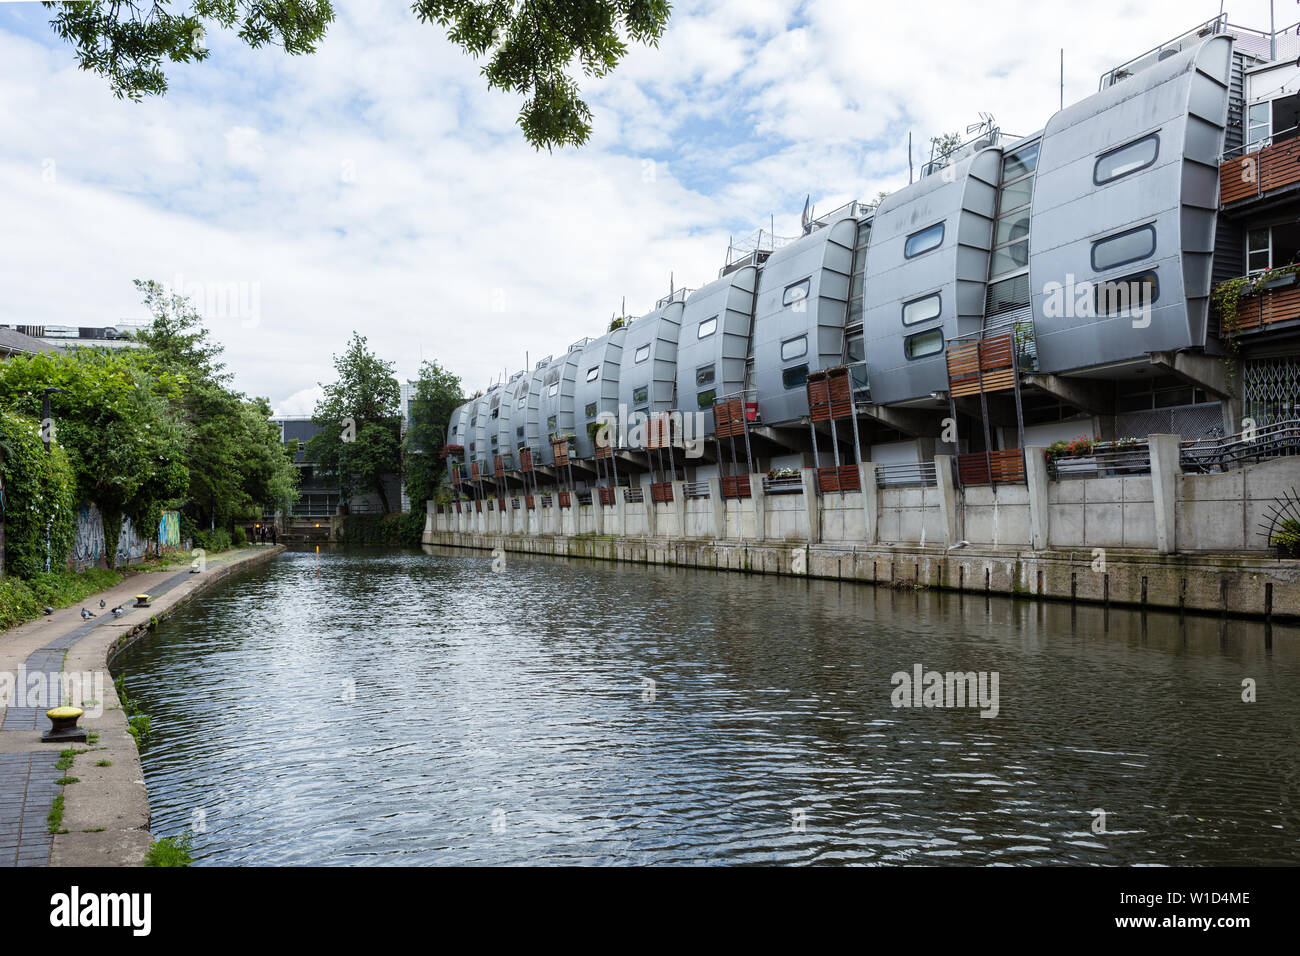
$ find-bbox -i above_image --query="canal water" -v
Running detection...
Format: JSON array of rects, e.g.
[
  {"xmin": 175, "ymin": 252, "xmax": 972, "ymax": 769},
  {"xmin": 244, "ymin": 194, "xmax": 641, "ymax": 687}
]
[{"xmin": 112, "ymin": 546, "xmax": 1300, "ymax": 865}]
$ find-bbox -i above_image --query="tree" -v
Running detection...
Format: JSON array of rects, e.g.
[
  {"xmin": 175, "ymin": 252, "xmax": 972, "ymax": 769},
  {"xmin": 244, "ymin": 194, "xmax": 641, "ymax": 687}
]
[
  {"xmin": 307, "ymin": 333, "xmax": 402, "ymax": 514},
  {"xmin": 131, "ymin": 280, "xmax": 299, "ymax": 531},
  {"xmin": 930, "ymin": 131, "xmax": 964, "ymax": 164},
  {"xmin": 404, "ymin": 360, "xmax": 463, "ymax": 510},
  {"xmin": 43, "ymin": 0, "xmax": 672, "ymax": 150},
  {"xmin": 0, "ymin": 349, "xmax": 189, "ymax": 570}
]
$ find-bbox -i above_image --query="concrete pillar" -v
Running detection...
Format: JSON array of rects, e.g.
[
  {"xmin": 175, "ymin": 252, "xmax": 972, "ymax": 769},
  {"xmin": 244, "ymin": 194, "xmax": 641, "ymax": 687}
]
[
  {"xmin": 935, "ymin": 454, "xmax": 961, "ymax": 547},
  {"xmin": 424, "ymin": 500, "xmax": 435, "ymax": 539},
  {"xmin": 615, "ymin": 491, "xmax": 626, "ymax": 538},
  {"xmin": 749, "ymin": 473, "xmax": 766, "ymax": 542},
  {"xmin": 645, "ymin": 485, "xmax": 658, "ymax": 538},
  {"xmin": 521, "ymin": 496, "xmax": 530, "ymax": 535},
  {"xmin": 858, "ymin": 462, "xmax": 878, "ymax": 544},
  {"xmin": 1025, "ymin": 446, "xmax": 1050, "ymax": 551},
  {"xmin": 707, "ymin": 477, "xmax": 725, "ymax": 540},
  {"xmin": 670, "ymin": 480, "xmax": 686, "ymax": 539},
  {"xmin": 592, "ymin": 499, "xmax": 604, "ymax": 535},
  {"xmin": 800, "ymin": 468, "xmax": 820, "ymax": 543},
  {"xmin": 1149, "ymin": 433, "xmax": 1181, "ymax": 555}
]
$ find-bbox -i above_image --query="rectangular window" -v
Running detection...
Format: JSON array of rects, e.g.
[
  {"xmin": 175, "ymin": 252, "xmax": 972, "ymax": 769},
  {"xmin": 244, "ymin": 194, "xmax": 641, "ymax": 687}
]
[
  {"xmin": 1092, "ymin": 224, "xmax": 1156, "ymax": 272},
  {"xmin": 632, "ymin": 385, "xmax": 648, "ymax": 404},
  {"xmin": 782, "ymin": 364, "xmax": 809, "ymax": 390},
  {"xmin": 845, "ymin": 331, "xmax": 864, "ymax": 363},
  {"xmin": 904, "ymin": 328, "xmax": 944, "ymax": 359},
  {"xmin": 1247, "ymin": 228, "xmax": 1271, "ymax": 272},
  {"xmin": 516, "ymin": 395, "xmax": 526, "ymax": 408},
  {"xmin": 695, "ymin": 365, "xmax": 715, "ymax": 387},
  {"xmin": 696, "ymin": 389, "xmax": 716, "ymax": 409},
  {"xmin": 780, "ymin": 335, "xmax": 807, "ymax": 361},
  {"xmin": 989, "ymin": 240, "xmax": 1029, "ymax": 277},
  {"xmin": 1094, "ymin": 134, "xmax": 1160, "ymax": 184},
  {"xmin": 547, "ymin": 382, "xmax": 559, "ymax": 397},
  {"xmin": 1001, "ymin": 143, "xmax": 1039, "ymax": 181},
  {"xmin": 994, "ymin": 210, "xmax": 1031, "ymax": 247},
  {"xmin": 516, "ymin": 426, "xmax": 524, "ymax": 439},
  {"xmin": 546, "ymin": 415, "xmax": 557, "ymax": 431},
  {"xmin": 584, "ymin": 402, "xmax": 598, "ymax": 419},
  {"xmin": 697, "ymin": 316, "xmax": 717, "ymax": 338},
  {"xmin": 586, "ymin": 367, "xmax": 599, "ymax": 382},
  {"xmin": 634, "ymin": 344, "xmax": 650, "ymax": 363},
  {"xmin": 904, "ymin": 222, "xmax": 945, "ymax": 258},
  {"xmin": 902, "ymin": 293, "xmax": 941, "ymax": 326},
  {"xmin": 1247, "ymin": 101, "xmax": 1270, "ymax": 150},
  {"xmin": 782, "ymin": 279, "xmax": 810, "ymax": 307},
  {"xmin": 997, "ymin": 177, "xmax": 1033, "ymax": 214},
  {"xmin": 1094, "ymin": 270, "xmax": 1159, "ymax": 316}
]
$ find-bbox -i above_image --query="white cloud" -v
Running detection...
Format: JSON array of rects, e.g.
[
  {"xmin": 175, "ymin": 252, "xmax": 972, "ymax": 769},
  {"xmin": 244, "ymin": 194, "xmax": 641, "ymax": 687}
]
[{"xmin": 0, "ymin": 0, "xmax": 1281, "ymax": 407}]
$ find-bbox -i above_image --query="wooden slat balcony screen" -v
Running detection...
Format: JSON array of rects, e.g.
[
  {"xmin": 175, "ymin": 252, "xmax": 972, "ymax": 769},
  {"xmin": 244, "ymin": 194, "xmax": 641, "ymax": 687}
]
[
  {"xmin": 496, "ymin": 496, "xmax": 506, "ymax": 510},
  {"xmin": 525, "ymin": 494, "xmax": 535, "ymax": 510},
  {"xmin": 470, "ymin": 462, "xmax": 481, "ymax": 480},
  {"xmin": 558, "ymin": 491, "xmax": 571, "ymax": 508},
  {"xmin": 806, "ymin": 368, "xmax": 854, "ymax": 422},
  {"xmin": 1227, "ymin": 282, "xmax": 1300, "ymax": 332},
  {"xmin": 713, "ymin": 398, "xmax": 745, "ymax": 438},
  {"xmin": 650, "ymin": 481, "xmax": 674, "ymax": 503},
  {"xmin": 598, "ymin": 486, "xmax": 616, "ymax": 506},
  {"xmin": 946, "ymin": 333, "xmax": 1017, "ymax": 397},
  {"xmin": 594, "ymin": 443, "xmax": 613, "ymax": 460},
  {"xmin": 646, "ymin": 415, "xmax": 672, "ymax": 450},
  {"xmin": 519, "ymin": 447, "xmax": 534, "ymax": 472},
  {"xmin": 1219, "ymin": 138, "xmax": 1300, "ymax": 205},
  {"xmin": 551, "ymin": 439, "xmax": 570, "ymax": 467},
  {"xmin": 493, "ymin": 454, "xmax": 504, "ymax": 473},
  {"xmin": 816, "ymin": 464, "xmax": 861, "ymax": 494},
  {"xmin": 957, "ymin": 449, "xmax": 1026, "ymax": 485},
  {"xmin": 474, "ymin": 499, "xmax": 483, "ymax": 512},
  {"xmin": 720, "ymin": 475, "xmax": 751, "ymax": 499}
]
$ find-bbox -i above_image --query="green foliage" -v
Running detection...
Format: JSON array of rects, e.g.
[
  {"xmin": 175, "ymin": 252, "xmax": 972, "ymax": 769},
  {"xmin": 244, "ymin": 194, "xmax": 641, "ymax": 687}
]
[
  {"xmin": 146, "ymin": 832, "xmax": 195, "ymax": 867},
  {"xmin": 1046, "ymin": 435, "xmax": 1100, "ymax": 459},
  {"xmin": 132, "ymin": 281, "xmax": 299, "ymax": 531},
  {"xmin": 231, "ymin": 526, "xmax": 248, "ymax": 547},
  {"xmin": 0, "ymin": 410, "xmax": 78, "ymax": 577},
  {"xmin": 114, "ymin": 675, "xmax": 152, "ymax": 748},
  {"xmin": 413, "ymin": 0, "xmax": 671, "ymax": 149},
  {"xmin": 0, "ymin": 568, "xmax": 124, "ymax": 631},
  {"xmin": 43, "ymin": 0, "xmax": 334, "ymax": 100},
  {"xmin": 308, "ymin": 333, "xmax": 401, "ymax": 513},
  {"xmin": 404, "ymin": 360, "xmax": 463, "ymax": 511},
  {"xmin": 47, "ymin": 794, "xmax": 66, "ymax": 834},
  {"xmin": 333, "ymin": 511, "xmax": 425, "ymax": 548},
  {"xmin": 193, "ymin": 528, "xmax": 232, "ymax": 553},
  {"xmin": 1272, "ymin": 518, "xmax": 1300, "ymax": 557},
  {"xmin": 0, "ymin": 345, "xmax": 188, "ymax": 570},
  {"xmin": 930, "ymin": 130, "xmax": 963, "ymax": 161}
]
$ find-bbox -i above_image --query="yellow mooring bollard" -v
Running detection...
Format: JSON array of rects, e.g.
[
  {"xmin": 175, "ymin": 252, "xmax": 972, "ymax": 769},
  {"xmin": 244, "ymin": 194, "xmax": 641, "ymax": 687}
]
[{"xmin": 43, "ymin": 706, "xmax": 87, "ymax": 744}]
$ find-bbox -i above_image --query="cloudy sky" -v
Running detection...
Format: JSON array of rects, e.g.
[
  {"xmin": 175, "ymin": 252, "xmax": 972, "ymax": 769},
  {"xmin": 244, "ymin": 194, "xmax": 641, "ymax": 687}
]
[{"xmin": 0, "ymin": 0, "xmax": 1275, "ymax": 414}]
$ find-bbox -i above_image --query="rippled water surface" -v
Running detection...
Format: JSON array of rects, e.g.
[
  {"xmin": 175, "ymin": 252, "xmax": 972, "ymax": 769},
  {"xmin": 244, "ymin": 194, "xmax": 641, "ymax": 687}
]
[{"xmin": 112, "ymin": 546, "xmax": 1300, "ymax": 865}]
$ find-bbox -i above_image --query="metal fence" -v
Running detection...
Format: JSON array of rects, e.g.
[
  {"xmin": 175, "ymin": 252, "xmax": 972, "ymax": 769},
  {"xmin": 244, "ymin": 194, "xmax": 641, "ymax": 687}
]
[
  {"xmin": 875, "ymin": 462, "xmax": 938, "ymax": 488},
  {"xmin": 1181, "ymin": 418, "xmax": 1300, "ymax": 473},
  {"xmin": 1048, "ymin": 440, "xmax": 1151, "ymax": 479},
  {"xmin": 683, "ymin": 481, "xmax": 711, "ymax": 500}
]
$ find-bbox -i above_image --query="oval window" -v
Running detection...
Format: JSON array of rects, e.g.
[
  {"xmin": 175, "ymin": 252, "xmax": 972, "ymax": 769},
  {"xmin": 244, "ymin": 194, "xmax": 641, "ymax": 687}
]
[
  {"xmin": 1094, "ymin": 134, "xmax": 1159, "ymax": 185},
  {"xmin": 904, "ymin": 328, "xmax": 944, "ymax": 359},
  {"xmin": 904, "ymin": 222, "xmax": 945, "ymax": 258},
  {"xmin": 586, "ymin": 367, "xmax": 599, "ymax": 382},
  {"xmin": 697, "ymin": 316, "xmax": 717, "ymax": 338},
  {"xmin": 782, "ymin": 279, "xmax": 810, "ymax": 307},
  {"xmin": 1091, "ymin": 224, "xmax": 1156, "ymax": 272},
  {"xmin": 901, "ymin": 293, "xmax": 941, "ymax": 326},
  {"xmin": 634, "ymin": 344, "xmax": 650, "ymax": 363},
  {"xmin": 781, "ymin": 335, "xmax": 807, "ymax": 361}
]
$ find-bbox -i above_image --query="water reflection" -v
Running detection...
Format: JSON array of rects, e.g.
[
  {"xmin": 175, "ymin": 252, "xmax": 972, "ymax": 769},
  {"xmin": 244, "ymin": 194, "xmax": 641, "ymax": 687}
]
[{"xmin": 112, "ymin": 545, "xmax": 1300, "ymax": 866}]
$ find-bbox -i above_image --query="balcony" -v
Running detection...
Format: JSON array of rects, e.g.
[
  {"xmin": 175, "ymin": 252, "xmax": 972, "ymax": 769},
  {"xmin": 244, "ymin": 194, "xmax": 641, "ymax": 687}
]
[
  {"xmin": 1220, "ymin": 137, "xmax": 1300, "ymax": 208},
  {"xmin": 1214, "ymin": 272, "xmax": 1300, "ymax": 336}
]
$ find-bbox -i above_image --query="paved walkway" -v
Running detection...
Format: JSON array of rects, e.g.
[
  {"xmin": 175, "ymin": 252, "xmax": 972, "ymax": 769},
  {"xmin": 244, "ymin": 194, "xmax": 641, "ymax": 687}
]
[{"xmin": 0, "ymin": 547, "xmax": 282, "ymax": 867}]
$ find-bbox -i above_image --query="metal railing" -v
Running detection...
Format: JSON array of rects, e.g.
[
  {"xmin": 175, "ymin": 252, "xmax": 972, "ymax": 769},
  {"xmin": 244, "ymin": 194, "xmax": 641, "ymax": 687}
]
[
  {"xmin": 723, "ymin": 227, "xmax": 798, "ymax": 272},
  {"xmin": 540, "ymin": 493, "xmax": 553, "ymax": 508},
  {"xmin": 875, "ymin": 462, "xmax": 938, "ymax": 488},
  {"xmin": 804, "ymin": 199, "xmax": 872, "ymax": 232},
  {"xmin": 683, "ymin": 481, "xmax": 711, "ymax": 500},
  {"xmin": 623, "ymin": 486, "xmax": 644, "ymax": 504},
  {"xmin": 655, "ymin": 287, "xmax": 694, "ymax": 308},
  {"xmin": 762, "ymin": 474, "xmax": 804, "ymax": 495},
  {"xmin": 1181, "ymin": 418, "xmax": 1300, "ymax": 473},
  {"xmin": 1048, "ymin": 440, "xmax": 1151, "ymax": 479},
  {"xmin": 1100, "ymin": 17, "xmax": 1300, "ymax": 90},
  {"xmin": 576, "ymin": 489, "xmax": 593, "ymax": 506}
]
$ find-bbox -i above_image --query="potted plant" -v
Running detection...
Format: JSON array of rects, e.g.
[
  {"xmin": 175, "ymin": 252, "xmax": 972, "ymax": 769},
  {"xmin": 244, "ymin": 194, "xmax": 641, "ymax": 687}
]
[{"xmin": 1271, "ymin": 519, "xmax": 1300, "ymax": 559}]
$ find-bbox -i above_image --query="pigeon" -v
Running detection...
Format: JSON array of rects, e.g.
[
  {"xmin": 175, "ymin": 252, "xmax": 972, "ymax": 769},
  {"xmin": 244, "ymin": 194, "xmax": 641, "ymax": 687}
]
[
  {"xmin": 80, "ymin": 608, "xmax": 95, "ymax": 619},
  {"xmin": 43, "ymin": 606, "xmax": 55, "ymax": 616},
  {"xmin": 111, "ymin": 606, "xmax": 125, "ymax": 619},
  {"xmin": 99, "ymin": 599, "xmax": 106, "ymax": 608}
]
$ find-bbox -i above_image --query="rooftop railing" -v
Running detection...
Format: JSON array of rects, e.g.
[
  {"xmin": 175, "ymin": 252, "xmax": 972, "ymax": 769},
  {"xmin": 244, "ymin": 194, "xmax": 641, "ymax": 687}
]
[{"xmin": 1100, "ymin": 17, "xmax": 1300, "ymax": 90}]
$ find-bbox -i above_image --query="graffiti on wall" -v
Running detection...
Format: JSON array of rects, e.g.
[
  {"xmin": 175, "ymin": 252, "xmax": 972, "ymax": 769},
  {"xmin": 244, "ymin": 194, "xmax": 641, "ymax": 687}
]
[{"xmin": 68, "ymin": 506, "xmax": 179, "ymax": 570}]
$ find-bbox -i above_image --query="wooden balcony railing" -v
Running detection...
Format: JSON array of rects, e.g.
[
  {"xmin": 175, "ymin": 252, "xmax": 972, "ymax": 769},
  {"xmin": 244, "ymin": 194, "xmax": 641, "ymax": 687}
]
[
  {"xmin": 598, "ymin": 486, "xmax": 616, "ymax": 506},
  {"xmin": 946, "ymin": 334, "xmax": 1017, "ymax": 397},
  {"xmin": 1220, "ymin": 138, "xmax": 1300, "ymax": 205},
  {"xmin": 957, "ymin": 450, "xmax": 1026, "ymax": 486},
  {"xmin": 650, "ymin": 481, "xmax": 674, "ymax": 503},
  {"xmin": 720, "ymin": 475, "xmax": 751, "ymax": 499},
  {"xmin": 816, "ymin": 464, "xmax": 861, "ymax": 493},
  {"xmin": 1223, "ymin": 279, "xmax": 1300, "ymax": 332}
]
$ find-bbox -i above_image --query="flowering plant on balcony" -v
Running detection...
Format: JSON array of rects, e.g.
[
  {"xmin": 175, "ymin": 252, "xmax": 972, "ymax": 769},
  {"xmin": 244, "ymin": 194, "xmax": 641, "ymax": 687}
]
[
  {"xmin": 767, "ymin": 467, "xmax": 801, "ymax": 479},
  {"xmin": 1045, "ymin": 435, "xmax": 1098, "ymax": 460}
]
